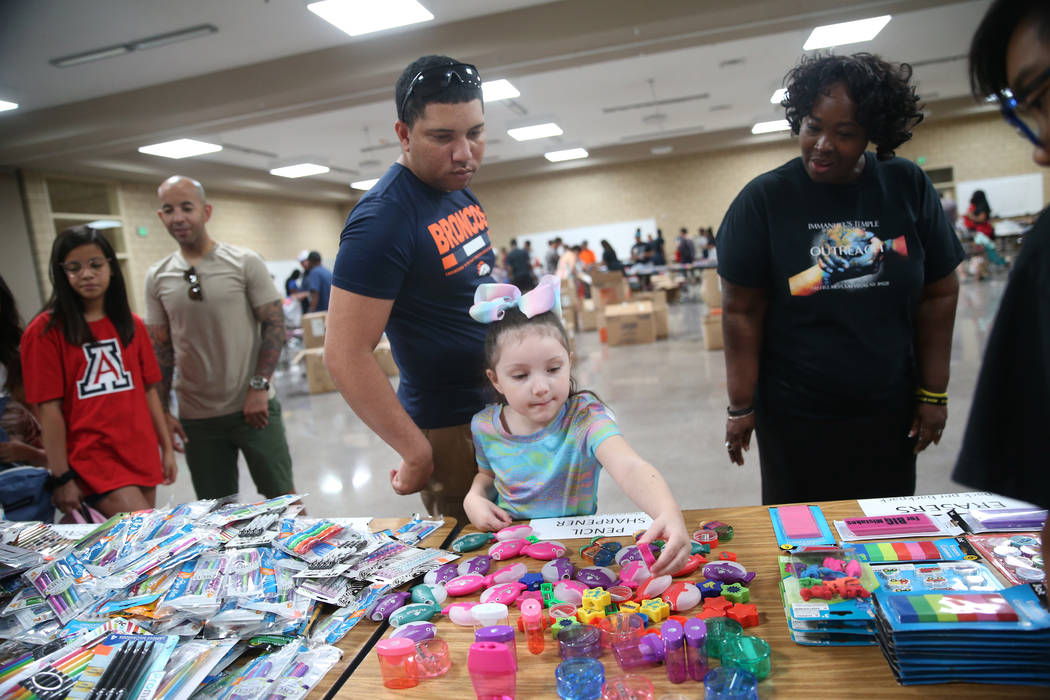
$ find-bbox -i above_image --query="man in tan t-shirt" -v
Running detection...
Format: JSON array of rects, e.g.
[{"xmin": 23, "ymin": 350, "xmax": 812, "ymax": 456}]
[{"xmin": 145, "ymin": 175, "xmax": 296, "ymax": 499}]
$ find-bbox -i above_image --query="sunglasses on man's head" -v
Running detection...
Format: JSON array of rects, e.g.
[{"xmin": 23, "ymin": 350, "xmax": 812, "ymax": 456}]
[
  {"xmin": 184, "ymin": 267, "xmax": 202, "ymax": 301},
  {"xmin": 399, "ymin": 63, "xmax": 483, "ymax": 121}
]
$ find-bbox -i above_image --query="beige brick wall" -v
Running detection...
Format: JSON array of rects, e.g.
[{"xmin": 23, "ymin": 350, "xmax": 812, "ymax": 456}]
[
  {"xmin": 21, "ymin": 172, "xmax": 348, "ymax": 314},
  {"xmin": 473, "ymin": 111, "xmax": 1049, "ymax": 252}
]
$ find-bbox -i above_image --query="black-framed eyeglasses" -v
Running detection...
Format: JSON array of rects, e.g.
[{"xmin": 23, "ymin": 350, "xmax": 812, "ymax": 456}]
[
  {"xmin": 184, "ymin": 267, "xmax": 202, "ymax": 301},
  {"xmin": 60, "ymin": 257, "xmax": 111, "ymax": 276},
  {"xmin": 398, "ymin": 62, "xmax": 483, "ymax": 122}
]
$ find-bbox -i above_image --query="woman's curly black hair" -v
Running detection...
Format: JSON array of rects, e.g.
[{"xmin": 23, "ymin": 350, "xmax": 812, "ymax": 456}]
[{"xmin": 781, "ymin": 53, "xmax": 923, "ymax": 160}]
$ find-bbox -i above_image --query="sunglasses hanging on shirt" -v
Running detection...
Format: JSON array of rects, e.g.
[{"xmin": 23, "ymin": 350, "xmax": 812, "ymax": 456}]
[{"xmin": 184, "ymin": 267, "xmax": 203, "ymax": 301}]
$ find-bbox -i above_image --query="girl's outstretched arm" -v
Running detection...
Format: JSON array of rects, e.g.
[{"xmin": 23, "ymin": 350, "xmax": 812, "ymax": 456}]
[
  {"xmin": 146, "ymin": 385, "xmax": 177, "ymax": 485},
  {"xmin": 464, "ymin": 471, "xmax": 513, "ymax": 531},
  {"xmin": 597, "ymin": 435, "xmax": 690, "ymax": 576}
]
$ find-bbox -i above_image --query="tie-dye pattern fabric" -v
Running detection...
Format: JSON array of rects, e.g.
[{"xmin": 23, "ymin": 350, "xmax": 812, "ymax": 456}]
[{"xmin": 471, "ymin": 393, "xmax": 621, "ymax": 519}]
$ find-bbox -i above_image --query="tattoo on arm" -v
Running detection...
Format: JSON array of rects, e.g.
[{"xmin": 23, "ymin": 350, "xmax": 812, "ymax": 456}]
[
  {"xmin": 254, "ymin": 300, "xmax": 286, "ymax": 378},
  {"xmin": 147, "ymin": 323, "xmax": 176, "ymax": 413}
]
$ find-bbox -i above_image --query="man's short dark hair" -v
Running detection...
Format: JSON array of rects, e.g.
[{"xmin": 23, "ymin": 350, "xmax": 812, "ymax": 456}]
[
  {"xmin": 510, "ymin": 238, "xmax": 518, "ymax": 247},
  {"xmin": 970, "ymin": 0, "xmax": 1050, "ymax": 98},
  {"xmin": 396, "ymin": 55, "xmax": 483, "ymax": 127},
  {"xmin": 307, "ymin": 251, "xmax": 321, "ymax": 264}
]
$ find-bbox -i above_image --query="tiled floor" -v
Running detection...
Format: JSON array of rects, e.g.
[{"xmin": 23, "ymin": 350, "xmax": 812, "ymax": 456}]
[{"xmin": 156, "ymin": 275, "xmax": 1010, "ymax": 519}]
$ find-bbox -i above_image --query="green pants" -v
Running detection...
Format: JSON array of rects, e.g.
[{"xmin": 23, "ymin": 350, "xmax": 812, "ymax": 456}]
[{"xmin": 181, "ymin": 398, "xmax": 295, "ymax": 499}]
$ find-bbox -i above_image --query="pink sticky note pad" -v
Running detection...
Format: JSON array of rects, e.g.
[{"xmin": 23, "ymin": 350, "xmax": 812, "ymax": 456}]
[{"xmin": 778, "ymin": 505, "xmax": 821, "ymax": 539}]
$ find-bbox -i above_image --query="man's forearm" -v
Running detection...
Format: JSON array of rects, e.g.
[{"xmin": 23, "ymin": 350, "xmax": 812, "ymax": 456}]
[
  {"xmin": 147, "ymin": 324, "xmax": 176, "ymax": 413},
  {"xmin": 255, "ymin": 300, "xmax": 286, "ymax": 378}
]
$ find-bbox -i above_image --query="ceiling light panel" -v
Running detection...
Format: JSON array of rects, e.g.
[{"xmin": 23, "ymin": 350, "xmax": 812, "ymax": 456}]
[
  {"xmin": 307, "ymin": 0, "xmax": 434, "ymax": 37},
  {"xmin": 483, "ymin": 79, "xmax": 520, "ymax": 102},
  {"xmin": 0, "ymin": 100, "xmax": 18, "ymax": 112},
  {"xmin": 507, "ymin": 122, "xmax": 563, "ymax": 141},
  {"xmin": 770, "ymin": 88, "xmax": 788, "ymax": 104},
  {"xmin": 544, "ymin": 148, "xmax": 588, "ymax": 162},
  {"xmin": 270, "ymin": 163, "xmax": 331, "ymax": 178},
  {"xmin": 751, "ymin": 119, "xmax": 791, "ymax": 134},
  {"xmin": 138, "ymin": 139, "xmax": 222, "ymax": 159},
  {"xmin": 803, "ymin": 15, "xmax": 891, "ymax": 51},
  {"xmin": 351, "ymin": 178, "xmax": 379, "ymax": 191}
]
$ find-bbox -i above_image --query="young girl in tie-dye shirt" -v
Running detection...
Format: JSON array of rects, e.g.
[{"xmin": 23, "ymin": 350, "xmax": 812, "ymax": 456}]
[{"xmin": 463, "ymin": 275, "xmax": 690, "ymax": 576}]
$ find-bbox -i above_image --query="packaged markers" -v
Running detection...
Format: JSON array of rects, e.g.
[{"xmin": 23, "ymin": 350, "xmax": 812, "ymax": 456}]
[{"xmin": 23, "ymin": 551, "xmax": 101, "ymax": 625}]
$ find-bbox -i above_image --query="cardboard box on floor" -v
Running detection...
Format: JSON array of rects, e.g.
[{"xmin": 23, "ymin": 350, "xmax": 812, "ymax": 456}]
[
  {"xmin": 562, "ymin": 304, "xmax": 578, "ymax": 333},
  {"xmin": 373, "ymin": 336, "xmax": 399, "ymax": 377},
  {"xmin": 293, "ymin": 348, "xmax": 337, "ymax": 394},
  {"xmin": 294, "ymin": 335, "xmax": 398, "ymax": 394},
  {"xmin": 603, "ymin": 301, "xmax": 656, "ymax": 346},
  {"xmin": 590, "ymin": 270, "xmax": 628, "ymax": 306},
  {"xmin": 700, "ymin": 269, "xmax": 722, "ymax": 309},
  {"xmin": 630, "ymin": 290, "xmax": 669, "ymax": 339},
  {"xmin": 579, "ymin": 299, "xmax": 599, "ymax": 332},
  {"xmin": 560, "ymin": 278, "xmax": 577, "ymax": 308},
  {"xmin": 302, "ymin": 311, "xmax": 327, "ymax": 349},
  {"xmin": 651, "ymin": 273, "xmax": 683, "ymax": 304},
  {"xmin": 703, "ymin": 308, "xmax": 724, "ymax": 350}
]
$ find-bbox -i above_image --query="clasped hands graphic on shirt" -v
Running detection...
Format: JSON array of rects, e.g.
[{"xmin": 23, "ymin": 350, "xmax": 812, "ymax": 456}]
[{"xmin": 816, "ymin": 227, "xmax": 886, "ymax": 284}]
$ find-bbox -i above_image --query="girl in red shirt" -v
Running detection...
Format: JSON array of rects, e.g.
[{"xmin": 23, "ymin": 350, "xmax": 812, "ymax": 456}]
[{"xmin": 23, "ymin": 226, "xmax": 176, "ymax": 517}]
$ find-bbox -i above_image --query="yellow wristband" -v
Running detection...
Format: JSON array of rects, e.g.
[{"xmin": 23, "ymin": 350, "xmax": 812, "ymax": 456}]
[{"xmin": 916, "ymin": 387, "xmax": 947, "ymax": 399}]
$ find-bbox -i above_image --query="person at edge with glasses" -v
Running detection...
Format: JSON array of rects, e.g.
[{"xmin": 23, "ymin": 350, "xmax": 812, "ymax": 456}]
[
  {"xmin": 325, "ymin": 56, "xmax": 492, "ymax": 522},
  {"xmin": 145, "ymin": 176, "xmax": 298, "ymax": 502},
  {"xmin": 953, "ymin": 0, "xmax": 1050, "ymax": 586},
  {"xmin": 23, "ymin": 226, "xmax": 176, "ymax": 518}
]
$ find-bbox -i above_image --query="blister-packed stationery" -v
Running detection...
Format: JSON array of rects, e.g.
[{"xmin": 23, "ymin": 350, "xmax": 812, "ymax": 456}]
[
  {"xmin": 950, "ymin": 507, "xmax": 1048, "ymax": 534},
  {"xmin": 66, "ymin": 632, "xmax": 179, "ymax": 699},
  {"xmin": 966, "ymin": 532, "xmax": 1045, "ymax": 585},
  {"xmin": 105, "ymin": 524, "xmax": 219, "ymax": 588},
  {"xmin": 23, "ymin": 552, "xmax": 102, "ymax": 625},
  {"xmin": 262, "ymin": 643, "xmax": 342, "ymax": 700},
  {"xmin": 0, "ymin": 617, "xmax": 137, "ymax": 696},
  {"xmin": 276, "ymin": 521, "xmax": 345, "ymax": 559},
  {"xmin": 224, "ymin": 511, "xmax": 282, "ymax": 549},
  {"xmin": 869, "ymin": 560, "xmax": 1004, "ymax": 594},
  {"xmin": 156, "ymin": 553, "xmax": 226, "ymax": 620},
  {"xmin": 203, "ymin": 494, "xmax": 302, "ymax": 528},
  {"xmin": 95, "ymin": 569, "xmax": 177, "ymax": 617},
  {"xmin": 224, "ymin": 638, "xmax": 301, "ymax": 700},
  {"xmin": 381, "ymin": 513, "xmax": 444, "ymax": 546},
  {"xmin": 152, "ymin": 637, "xmax": 237, "ymax": 700},
  {"xmin": 308, "ymin": 582, "xmax": 390, "ymax": 645}
]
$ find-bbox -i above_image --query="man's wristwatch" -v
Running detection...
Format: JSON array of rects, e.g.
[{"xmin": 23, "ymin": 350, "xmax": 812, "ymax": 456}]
[{"xmin": 248, "ymin": 375, "xmax": 270, "ymax": 391}]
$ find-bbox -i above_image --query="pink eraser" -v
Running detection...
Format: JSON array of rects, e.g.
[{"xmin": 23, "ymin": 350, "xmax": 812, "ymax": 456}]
[
  {"xmin": 778, "ymin": 505, "xmax": 822, "ymax": 539},
  {"xmin": 843, "ymin": 513, "xmax": 938, "ymax": 535}
]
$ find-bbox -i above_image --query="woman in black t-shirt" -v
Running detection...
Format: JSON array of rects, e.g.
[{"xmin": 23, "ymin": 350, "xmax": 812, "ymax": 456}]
[{"xmin": 716, "ymin": 53, "xmax": 963, "ymax": 504}]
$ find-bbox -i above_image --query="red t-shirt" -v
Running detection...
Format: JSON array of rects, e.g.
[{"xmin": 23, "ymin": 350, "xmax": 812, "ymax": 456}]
[{"xmin": 22, "ymin": 312, "xmax": 163, "ymax": 495}]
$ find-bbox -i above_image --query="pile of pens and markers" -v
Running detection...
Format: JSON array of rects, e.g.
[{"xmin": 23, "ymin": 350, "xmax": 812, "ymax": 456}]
[{"xmin": 0, "ymin": 497, "xmax": 453, "ymax": 699}]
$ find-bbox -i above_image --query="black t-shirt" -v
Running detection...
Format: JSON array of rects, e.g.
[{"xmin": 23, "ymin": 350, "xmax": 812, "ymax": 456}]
[
  {"xmin": 716, "ymin": 153, "xmax": 964, "ymax": 418},
  {"xmin": 953, "ymin": 211, "xmax": 1050, "ymax": 510},
  {"xmin": 506, "ymin": 248, "xmax": 532, "ymax": 281},
  {"xmin": 333, "ymin": 163, "xmax": 494, "ymax": 429}
]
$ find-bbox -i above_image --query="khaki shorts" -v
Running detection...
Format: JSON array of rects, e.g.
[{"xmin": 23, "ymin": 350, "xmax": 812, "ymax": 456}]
[{"xmin": 418, "ymin": 423, "xmax": 477, "ymax": 524}]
